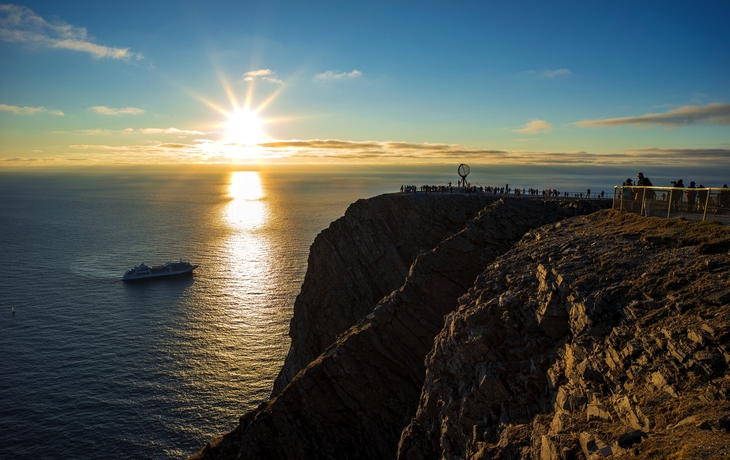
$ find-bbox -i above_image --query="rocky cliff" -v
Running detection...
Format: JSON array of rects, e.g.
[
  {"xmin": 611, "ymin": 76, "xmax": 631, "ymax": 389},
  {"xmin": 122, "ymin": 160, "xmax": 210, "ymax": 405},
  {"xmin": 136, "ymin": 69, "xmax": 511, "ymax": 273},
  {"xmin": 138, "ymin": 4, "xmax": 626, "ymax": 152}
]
[
  {"xmin": 189, "ymin": 194, "xmax": 730, "ymax": 460},
  {"xmin": 398, "ymin": 211, "xmax": 730, "ymax": 460},
  {"xmin": 273, "ymin": 193, "xmax": 496, "ymax": 394}
]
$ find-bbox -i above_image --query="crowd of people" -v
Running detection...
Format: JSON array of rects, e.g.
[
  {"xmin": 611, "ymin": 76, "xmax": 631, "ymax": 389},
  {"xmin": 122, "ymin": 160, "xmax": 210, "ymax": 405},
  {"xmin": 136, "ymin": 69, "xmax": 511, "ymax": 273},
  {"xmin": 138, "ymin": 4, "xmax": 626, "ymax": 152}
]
[
  {"xmin": 399, "ymin": 183, "xmax": 607, "ymax": 198},
  {"xmin": 399, "ymin": 171, "xmax": 730, "ymax": 216},
  {"xmin": 620, "ymin": 172, "xmax": 730, "ymax": 215}
]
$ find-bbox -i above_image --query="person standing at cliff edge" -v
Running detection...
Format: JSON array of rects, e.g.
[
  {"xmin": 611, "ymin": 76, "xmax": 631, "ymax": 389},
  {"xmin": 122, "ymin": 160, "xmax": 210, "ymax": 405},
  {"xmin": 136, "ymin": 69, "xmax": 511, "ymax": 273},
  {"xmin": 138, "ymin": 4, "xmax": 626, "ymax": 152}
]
[
  {"xmin": 636, "ymin": 172, "xmax": 654, "ymax": 216},
  {"xmin": 686, "ymin": 181, "xmax": 697, "ymax": 212}
]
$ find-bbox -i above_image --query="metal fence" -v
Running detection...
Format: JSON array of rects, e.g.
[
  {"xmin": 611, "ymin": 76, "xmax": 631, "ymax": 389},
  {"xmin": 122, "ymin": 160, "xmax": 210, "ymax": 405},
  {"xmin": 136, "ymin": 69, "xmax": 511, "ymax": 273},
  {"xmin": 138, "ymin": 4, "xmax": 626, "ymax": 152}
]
[{"xmin": 613, "ymin": 186, "xmax": 730, "ymax": 223}]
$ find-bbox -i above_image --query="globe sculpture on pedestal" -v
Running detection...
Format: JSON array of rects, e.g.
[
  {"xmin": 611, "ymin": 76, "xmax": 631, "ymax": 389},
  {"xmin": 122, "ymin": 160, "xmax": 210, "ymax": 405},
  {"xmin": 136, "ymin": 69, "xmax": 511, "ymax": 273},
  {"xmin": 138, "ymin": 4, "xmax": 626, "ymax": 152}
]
[{"xmin": 458, "ymin": 163, "xmax": 470, "ymax": 188}]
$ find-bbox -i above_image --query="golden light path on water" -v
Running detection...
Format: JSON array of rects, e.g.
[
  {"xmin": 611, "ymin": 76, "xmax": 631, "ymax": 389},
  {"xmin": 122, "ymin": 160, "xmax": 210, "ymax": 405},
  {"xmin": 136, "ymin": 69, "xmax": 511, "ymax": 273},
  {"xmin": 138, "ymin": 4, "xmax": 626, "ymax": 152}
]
[
  {"xmin": 170, "ymin": 171, "xmax": 293, "ymax": 455},
  {"xmin": 214, "ymin": 171, "xmax": 287, "ymax": 395}
]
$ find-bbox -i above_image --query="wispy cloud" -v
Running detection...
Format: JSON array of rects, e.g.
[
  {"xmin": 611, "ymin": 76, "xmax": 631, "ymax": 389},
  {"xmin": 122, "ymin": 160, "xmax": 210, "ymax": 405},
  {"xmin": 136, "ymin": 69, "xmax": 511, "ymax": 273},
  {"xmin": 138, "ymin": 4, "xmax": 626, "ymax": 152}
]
[
  {"xmin": 542, "ymin": 68, "xmax": 572, "ymax": 78},
  {"xmin": 133, "ymin": 127, "xmax": 204, "ymax": 135},
  {"xmin": 519, "ymin": 68, "xmax": 572, "ymax": 79},
  {"xmin": 89, "ymin": 106, "xmax": 144, "ymax": 115},
  {"xmin": 315, "ymin": 69, "xmax": 362, "ymax": 80},
  {"xmin": 514, "ymin": 119, "xmax": 552, "ymax": 133},
  {"xmin": 624, "ymin": 147, "xmax": 730, "ymax": 160},
  {"xmin": 243, "ymin": 69, "xmax": 283, "ymax": 84},
  {"xmin": 575, "ymin": 103, "xmax": 730, "ymax": 127},
  {"xmin": 9, "ymin": 138, "xmax": 730, "ymax": 168},
  {"xmin": 244, "ymin": 69, "xmax": 272, "ymax": 78},
  {"xmin": 75, "ymin": 127, "xmax": 205, "ymax": 135},
  {"xmin": 0, "ymin": 103, "xmax": 63, "ymax": 115},
  {"xmin": 0, "ymin": 4, "xmax": 142, "ymax": 61},
  {"xmin": 257, "ymin": 139, "xmax": 508, "ymax": 162}
]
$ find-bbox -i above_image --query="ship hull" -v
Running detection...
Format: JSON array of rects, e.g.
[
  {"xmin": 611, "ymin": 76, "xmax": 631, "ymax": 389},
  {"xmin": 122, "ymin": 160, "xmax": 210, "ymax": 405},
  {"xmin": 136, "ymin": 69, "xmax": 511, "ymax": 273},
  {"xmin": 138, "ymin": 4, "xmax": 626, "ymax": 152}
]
[
  {"xmin": 122, "ymin": 268, "xmax": 196, "ymax": 282},
  {"xmin": 122, "ymin": 262, "xmax": 198, "ymax": 282}
]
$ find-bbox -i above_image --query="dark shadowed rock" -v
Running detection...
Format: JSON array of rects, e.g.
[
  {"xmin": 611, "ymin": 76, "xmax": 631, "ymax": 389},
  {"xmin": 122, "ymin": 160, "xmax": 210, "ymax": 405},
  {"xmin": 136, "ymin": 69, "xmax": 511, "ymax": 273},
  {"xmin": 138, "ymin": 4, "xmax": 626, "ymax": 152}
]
[
  {"xmin": 188, "ymin": 195, "xmax": 609, "ymax": 460},
  {"xmin": 273, "ymin": 193, "xmax": 496, "ymax": 394},
  {"xmin": 190, "ymin": 198, "xmax": 730, "ymax": 460}
]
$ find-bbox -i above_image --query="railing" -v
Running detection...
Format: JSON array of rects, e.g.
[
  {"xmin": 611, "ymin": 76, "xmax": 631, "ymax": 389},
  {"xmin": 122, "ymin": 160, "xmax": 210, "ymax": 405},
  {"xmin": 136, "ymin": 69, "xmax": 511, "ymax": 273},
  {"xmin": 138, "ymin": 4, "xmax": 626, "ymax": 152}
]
[{"xmin": 613, "ymin": 186, "xmax": 730, "ymax": 223}]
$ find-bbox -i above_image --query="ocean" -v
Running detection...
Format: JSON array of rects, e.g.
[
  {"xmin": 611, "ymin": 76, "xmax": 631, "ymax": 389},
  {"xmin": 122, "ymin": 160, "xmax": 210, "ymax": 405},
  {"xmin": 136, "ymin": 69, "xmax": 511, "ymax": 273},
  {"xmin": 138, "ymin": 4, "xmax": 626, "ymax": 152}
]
[{"xmin": 0, "ymin": 164, "xmax": 725, "ymax": 459}]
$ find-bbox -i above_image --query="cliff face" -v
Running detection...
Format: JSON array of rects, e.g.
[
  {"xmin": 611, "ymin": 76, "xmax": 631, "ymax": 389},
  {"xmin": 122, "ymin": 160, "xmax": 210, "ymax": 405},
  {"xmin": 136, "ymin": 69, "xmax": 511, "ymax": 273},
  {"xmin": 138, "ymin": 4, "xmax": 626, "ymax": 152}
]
[
  {"xmin": 398, "ymin": 211, "xmax": 730, "ymax": 460},
  {"xmin": 189, "ymin": 194, "xmax": 730, "ymax": 460},
  {"xmin": 273, "ymin": 193, "xmax": 496, "ymax": 394},
  {"xmin": 189, "ymin": 195, "xmax": 607, "ymax": 460}
]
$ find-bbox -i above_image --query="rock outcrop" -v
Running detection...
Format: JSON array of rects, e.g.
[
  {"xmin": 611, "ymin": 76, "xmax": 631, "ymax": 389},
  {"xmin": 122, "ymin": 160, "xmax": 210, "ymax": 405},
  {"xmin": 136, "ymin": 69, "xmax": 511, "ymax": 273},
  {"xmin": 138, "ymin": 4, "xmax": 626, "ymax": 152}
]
[
  {"xmin": 189, "ymin": 194, "xmax": 730, "ymax": 460},
  {"xmin": 273, "ymin": 193, "xmax": 496, "ymax": 394},
  {"xmin": 398, "ymin": 211, "xmax": 730, "ymax": 460}
]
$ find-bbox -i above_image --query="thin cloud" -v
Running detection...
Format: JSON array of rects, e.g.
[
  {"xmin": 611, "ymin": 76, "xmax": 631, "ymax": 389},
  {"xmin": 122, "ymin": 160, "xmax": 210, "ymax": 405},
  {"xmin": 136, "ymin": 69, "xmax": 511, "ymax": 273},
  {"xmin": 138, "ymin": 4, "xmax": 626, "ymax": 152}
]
[
  {"xmin": 518, "ymin": 69, "xmax": 572, "ymax": 79},
  {"xmin": 515, "ymin": 119, "xmax": 553, "ymax": 133},
  {"xmin": 260, "ymin": 139, "xmax": 382, "ymax": 150},
  {"xmin": 244, "ymin": 69, "xmax": 272, "ymax": 78},
  {"xmin": 257, "ymin": 139, "xmax": 508, "ymax": 162},
  {"xmin": 76, "ymin": 127, "xmax": 205, "ymax": 135},
  {"xmin": 89, "ymin": 106, "xmax": 144, "ymax": 115},
  {"xmin": 625, "ymin": 147, "xmax": 730, "ymax": 159},
  {"xmin": 243, "ymin": 69, "xmax": 283, "ymax": 84},
  {"xmin": 3, "ymin": 157, "xmax": 44, "ymax": 162},
  {"xmin": 542, "ymin": 68, "xmax": 572, "ymax": 78},
  {"xmin": 131, "ymin": 127, "xmax": 204, "ymax": 135},
  {"xmin": 315, "ymin": 69, "xmax": 362, "ymax": 80},
  {"xmin": 575, "ymin": 103, "xmax": 730, "ymax": 127},
  {"xmin": 0, "ymin": 103, "xmax": 63, "ymax": 115},
  {"xmin": 27, "ymin": 138, "xmax": 730, "ymax": 168},
  {"xmin": 0, "ymin": 4, "xmax": 142, "ymax": 61}
]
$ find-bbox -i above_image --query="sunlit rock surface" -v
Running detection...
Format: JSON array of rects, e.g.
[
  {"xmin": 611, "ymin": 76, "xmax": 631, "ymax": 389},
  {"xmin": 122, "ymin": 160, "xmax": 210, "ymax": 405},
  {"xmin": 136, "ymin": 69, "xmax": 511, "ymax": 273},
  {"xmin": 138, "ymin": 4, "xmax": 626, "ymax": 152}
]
[
  {"xmin": 189, "ymin": 195, "xmax": 730, "ymax": 460},
  {"xmin": 398, "ymin": 212, "xmax": 730, "ymax": 460}
]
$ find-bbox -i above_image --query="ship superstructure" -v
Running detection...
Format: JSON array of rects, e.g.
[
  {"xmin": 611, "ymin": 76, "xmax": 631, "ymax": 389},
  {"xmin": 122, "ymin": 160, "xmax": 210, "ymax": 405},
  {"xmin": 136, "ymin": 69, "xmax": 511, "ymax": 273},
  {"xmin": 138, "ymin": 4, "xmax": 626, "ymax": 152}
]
[{"xmin": 122, "ymin": 260, "xmax": 197, "ymax": 281}]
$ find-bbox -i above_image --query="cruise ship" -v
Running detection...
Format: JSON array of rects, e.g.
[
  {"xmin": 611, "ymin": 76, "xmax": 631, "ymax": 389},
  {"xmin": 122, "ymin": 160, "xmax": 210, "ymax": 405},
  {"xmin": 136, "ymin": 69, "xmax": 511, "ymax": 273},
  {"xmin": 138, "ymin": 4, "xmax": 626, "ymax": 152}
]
[{"xmin": 122, "ymin": 260, "xmax": 198, "ymax": 281}]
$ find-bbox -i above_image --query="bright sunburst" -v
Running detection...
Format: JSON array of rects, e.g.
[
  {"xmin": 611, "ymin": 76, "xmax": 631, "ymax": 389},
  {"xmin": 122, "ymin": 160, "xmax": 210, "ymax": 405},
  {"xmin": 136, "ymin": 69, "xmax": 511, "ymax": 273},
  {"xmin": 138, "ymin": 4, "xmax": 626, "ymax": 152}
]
[
  {"xmin": 225, "ymin": 110, "xmax": 264, "ymax": 146},
  {"xmin": 186, "ymin": 68, "xmax": 290, "ymax": 160}
]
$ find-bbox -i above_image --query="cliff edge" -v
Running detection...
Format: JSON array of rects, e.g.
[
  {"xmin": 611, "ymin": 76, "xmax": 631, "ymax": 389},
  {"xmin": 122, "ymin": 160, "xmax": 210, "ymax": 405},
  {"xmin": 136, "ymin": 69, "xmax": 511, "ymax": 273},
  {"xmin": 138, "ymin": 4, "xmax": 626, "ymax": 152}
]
[{"xmin": 188, "ymin": 194, "xmax": 729, "ymax": 460}]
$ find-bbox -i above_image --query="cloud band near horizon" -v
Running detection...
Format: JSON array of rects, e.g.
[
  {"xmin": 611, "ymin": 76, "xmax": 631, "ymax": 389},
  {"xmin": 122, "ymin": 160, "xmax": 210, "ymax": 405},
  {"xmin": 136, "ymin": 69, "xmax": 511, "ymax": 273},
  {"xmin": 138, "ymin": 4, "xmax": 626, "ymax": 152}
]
[
  {"xmin": 6, "ymin": 137, "xmax": 729, "ymax": 168},
  {"xmin": 576, "ymin": 103, "xmax": 730, "ymax": 127}
]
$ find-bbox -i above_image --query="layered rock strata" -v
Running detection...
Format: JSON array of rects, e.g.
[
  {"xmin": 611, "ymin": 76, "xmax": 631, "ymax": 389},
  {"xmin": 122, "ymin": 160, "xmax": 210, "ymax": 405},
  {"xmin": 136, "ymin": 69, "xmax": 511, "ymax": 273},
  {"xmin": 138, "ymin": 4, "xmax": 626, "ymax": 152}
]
[
  {"xmin": 189, "ymin": 196, "xmax": 607, "ymax": 460},
  {"xmin": 398, "ymin": 211, "xmax": 730, "ymax": 460}
]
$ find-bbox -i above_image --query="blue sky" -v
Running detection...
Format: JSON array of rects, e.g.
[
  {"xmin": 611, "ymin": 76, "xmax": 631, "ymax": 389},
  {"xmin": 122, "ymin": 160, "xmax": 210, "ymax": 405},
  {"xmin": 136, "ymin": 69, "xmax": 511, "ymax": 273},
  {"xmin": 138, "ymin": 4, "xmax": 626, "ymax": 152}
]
[{"xmin": 1, "ymin": 1, "xmax": 729, "ymax": 167}]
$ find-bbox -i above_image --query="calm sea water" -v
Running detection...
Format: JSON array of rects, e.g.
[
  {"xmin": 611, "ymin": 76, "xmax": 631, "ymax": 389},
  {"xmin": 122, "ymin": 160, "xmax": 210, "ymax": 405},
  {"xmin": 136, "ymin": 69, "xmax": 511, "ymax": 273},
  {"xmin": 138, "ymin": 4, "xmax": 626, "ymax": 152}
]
[{"xmin": 0, "ymin": 164, "xmax": 724, "ymax": 459}]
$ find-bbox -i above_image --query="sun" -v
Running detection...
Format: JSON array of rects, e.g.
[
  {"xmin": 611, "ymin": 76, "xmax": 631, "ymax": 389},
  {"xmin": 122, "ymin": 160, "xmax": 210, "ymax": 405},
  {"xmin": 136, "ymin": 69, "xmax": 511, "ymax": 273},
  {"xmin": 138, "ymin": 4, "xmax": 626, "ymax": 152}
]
[{"xmin": 225, "ymin": 110, "xmax": 264, "ymax": 146}]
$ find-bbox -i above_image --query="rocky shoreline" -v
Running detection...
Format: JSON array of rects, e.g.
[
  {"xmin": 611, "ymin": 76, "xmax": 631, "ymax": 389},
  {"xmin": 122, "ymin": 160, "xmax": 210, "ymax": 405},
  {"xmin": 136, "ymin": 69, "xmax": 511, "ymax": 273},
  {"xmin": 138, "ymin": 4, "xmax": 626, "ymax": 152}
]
[{"xmin": 188, "ymin": 193, "xmax": 729, "ymax": 460}]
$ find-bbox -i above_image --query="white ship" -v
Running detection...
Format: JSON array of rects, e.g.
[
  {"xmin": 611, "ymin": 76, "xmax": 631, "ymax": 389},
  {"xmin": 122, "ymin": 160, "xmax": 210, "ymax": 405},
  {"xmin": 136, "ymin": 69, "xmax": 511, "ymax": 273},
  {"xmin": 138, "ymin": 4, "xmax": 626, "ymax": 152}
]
[{"xmin": 122, "ymin": 260, "xmax": 197, "ymax": 281}]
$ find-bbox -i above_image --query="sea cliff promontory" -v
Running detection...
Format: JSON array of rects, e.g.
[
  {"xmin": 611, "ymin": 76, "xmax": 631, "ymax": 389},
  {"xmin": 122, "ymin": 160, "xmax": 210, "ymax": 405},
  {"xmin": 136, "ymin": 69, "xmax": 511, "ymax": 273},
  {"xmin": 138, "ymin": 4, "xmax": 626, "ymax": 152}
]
[{"xmin": 189, "ymin": 193, "xmax": 730, "ymax": 460}]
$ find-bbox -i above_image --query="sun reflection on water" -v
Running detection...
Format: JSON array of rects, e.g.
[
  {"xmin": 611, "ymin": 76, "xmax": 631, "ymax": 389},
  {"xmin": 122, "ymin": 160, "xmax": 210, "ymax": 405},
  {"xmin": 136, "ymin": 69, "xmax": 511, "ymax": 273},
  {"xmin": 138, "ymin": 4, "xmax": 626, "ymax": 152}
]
[
  {"xmin": 220, "ymin": 171, "xmax": 285, "ymax": 365},
  {"xmin": 176, "ymin": 171, "xmax": 291, "ymax": 435},
  {"xmin": 225, "ymin": 171, "xmax": 266, "ymax": 230}
]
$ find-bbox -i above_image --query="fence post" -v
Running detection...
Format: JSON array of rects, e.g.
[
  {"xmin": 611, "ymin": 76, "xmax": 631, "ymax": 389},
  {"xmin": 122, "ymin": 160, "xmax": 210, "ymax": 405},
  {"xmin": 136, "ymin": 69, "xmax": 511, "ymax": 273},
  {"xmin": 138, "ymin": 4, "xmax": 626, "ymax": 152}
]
[
  {"xmin": 619, "ymin": 187, "xmax": 624, "ymax": 211},
  {"xmin": 702, "ymin": 188, "xmax": 711, "ymax": 222},
  {"xmin": 667, "ymin": 189, "xmax": 673, "ymax": 219}
]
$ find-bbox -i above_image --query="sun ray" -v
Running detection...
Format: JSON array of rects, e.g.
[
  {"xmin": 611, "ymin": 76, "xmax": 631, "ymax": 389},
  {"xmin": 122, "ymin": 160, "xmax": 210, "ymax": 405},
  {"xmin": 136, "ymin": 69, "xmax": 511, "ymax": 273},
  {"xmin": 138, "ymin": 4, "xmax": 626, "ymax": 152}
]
[
  {"xmin": 219, "ymin": 76, "xmax": 241, "ymax": 113},
  {"xmin": 253, "ymin": 83, "xmax": 285, "ymax": 115},
  {"xmin": 244, "ymin": 76, "xmax": 256, "ymax": 110}
]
